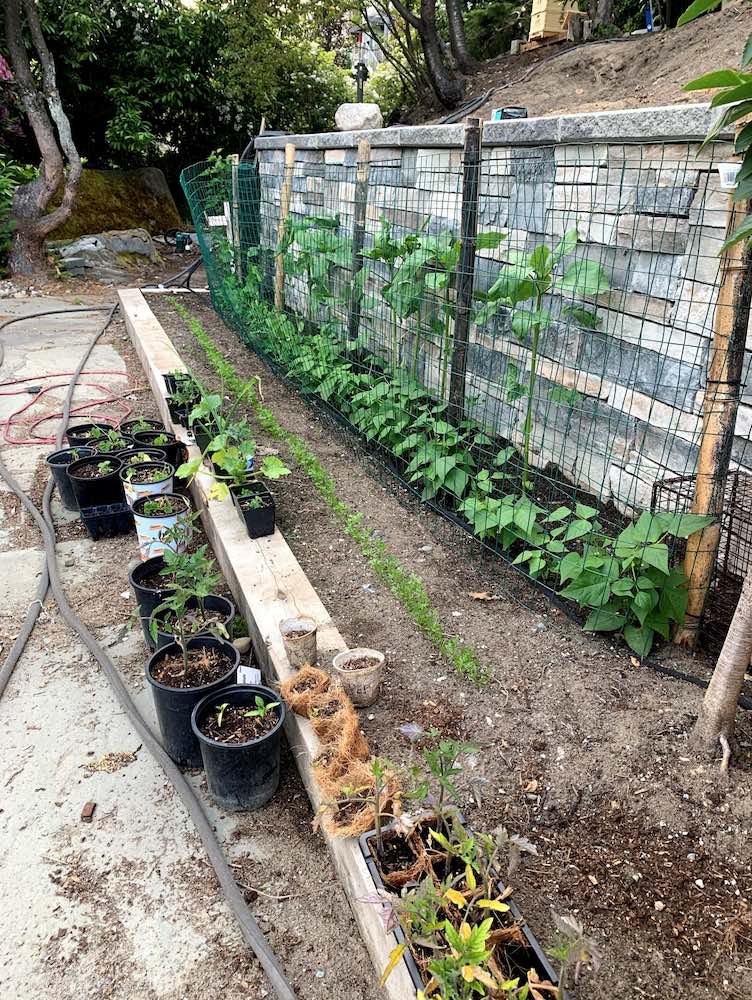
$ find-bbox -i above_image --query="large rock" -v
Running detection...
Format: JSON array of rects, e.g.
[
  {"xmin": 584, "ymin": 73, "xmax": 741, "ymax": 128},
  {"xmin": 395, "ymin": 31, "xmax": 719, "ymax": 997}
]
[
  {"xmin": 48, "ymin": 167, "xmax": 182, "ymax": 241},
  {"xmin": 335, "ymin": 103, "xmax": 383, "ymax": 132},
  {"xmin": 49, "ymin": 228, "xmax": 158, "ymax": 284}
]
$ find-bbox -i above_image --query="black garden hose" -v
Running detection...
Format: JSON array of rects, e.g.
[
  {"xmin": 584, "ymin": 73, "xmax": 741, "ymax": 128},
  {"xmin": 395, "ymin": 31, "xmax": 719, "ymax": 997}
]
[{"xmin": 0, "ymin": 306, "xmax": 297, "ymax": 1000}]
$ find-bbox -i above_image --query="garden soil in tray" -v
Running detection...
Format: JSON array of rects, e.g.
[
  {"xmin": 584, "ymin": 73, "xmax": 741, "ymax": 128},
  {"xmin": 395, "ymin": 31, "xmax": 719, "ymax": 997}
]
[{"xmin": 156, "ymin": 296, "xmax": 752, "ymax": 1000}]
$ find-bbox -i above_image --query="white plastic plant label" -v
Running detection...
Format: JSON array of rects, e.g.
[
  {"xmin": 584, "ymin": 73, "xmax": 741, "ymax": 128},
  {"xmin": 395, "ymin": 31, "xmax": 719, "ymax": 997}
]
[{"xmin": 237, "ymin": 665, "xmax": 261, "ymax": 685}]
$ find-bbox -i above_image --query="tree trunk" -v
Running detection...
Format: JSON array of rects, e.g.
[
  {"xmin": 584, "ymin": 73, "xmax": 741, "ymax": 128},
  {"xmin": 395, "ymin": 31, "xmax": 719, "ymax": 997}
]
[
  {"xmin": 445, "ymin": 0, "xmax": 477, "ymax": 74},
  {"xmin": 692, "ymin": 568, "xmax": 752, "ymax": 755},
  {"xmin": 3, "ymin": 0, "xmax": 82, "ymax": 277},
  {"xmin": 391, "ymin": 0, "xmax": 465, "ymax": 108},
  {"xmin": 592, "ymin": 0, "xmax": 613, "ymax": 27}
]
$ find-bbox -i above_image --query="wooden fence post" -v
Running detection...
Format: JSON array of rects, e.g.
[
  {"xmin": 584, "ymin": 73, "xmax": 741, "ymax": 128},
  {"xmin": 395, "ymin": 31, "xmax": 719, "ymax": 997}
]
[
  {"xmin": 274, "ymin": 143, "xmax": 296, "ymax": 312},
  {"xmin": 229, "ymin": 152, "xmax": 241, "ymax": 276},
  {"xmin": 449, "ymin": 118, "xmax": 482, "ymax": 422},
  {"xmin": 347, "ymin": 139, "xmax": 371, "ymax": 345},
  {"xmin": 675, "ymin": 194, "xmax": 752, "ymax": 648}
]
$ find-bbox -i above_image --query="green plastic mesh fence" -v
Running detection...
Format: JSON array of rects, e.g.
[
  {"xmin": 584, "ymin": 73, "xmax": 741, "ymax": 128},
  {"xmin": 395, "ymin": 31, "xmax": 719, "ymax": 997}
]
[{"xmin": 181, "ymin": 136, "xmax": 748, "ymax": 659}]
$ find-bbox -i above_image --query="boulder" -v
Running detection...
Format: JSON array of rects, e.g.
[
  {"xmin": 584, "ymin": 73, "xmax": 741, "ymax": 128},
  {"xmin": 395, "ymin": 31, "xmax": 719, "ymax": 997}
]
[
  {"xmin": 334, "ymin": 102, "xmax": 384, "ymax": 132},
  {"xmin": 48, "ymin": 167, "xmax": 182, "ymax": 241},
  {"xmin": 49, "ymin": 228, "xmax": 158, "ymax": 284}
]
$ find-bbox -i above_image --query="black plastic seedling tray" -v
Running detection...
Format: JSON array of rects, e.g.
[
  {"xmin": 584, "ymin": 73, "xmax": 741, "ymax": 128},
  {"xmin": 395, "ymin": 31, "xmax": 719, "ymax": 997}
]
[{"xmin": 80, "ymin": 502, "xmax": 134, "ymax": 540}]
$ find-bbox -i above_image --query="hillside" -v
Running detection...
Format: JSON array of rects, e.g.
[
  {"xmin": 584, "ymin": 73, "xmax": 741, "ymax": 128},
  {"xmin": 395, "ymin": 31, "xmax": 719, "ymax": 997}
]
[{"xmin": 413, "ymin": 2, "xmax": 752, "ymax": 123}]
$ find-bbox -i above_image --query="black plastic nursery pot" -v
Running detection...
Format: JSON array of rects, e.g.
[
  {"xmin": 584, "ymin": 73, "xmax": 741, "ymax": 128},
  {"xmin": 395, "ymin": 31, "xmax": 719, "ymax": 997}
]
[
  {"xmin": 132, "ymin": 430, "xmax": 186, "ymax": 471},
  {"xmin": 67, "ymin": 455, "xmax": 125, "ymax": 508},
  {"xmin": 120, "ymin": 418, "xmax": 165, "ymax": 436},
  {"xmin": 129, "ymin": 555, "xmax": 176, "ymax": 648},
  {"xmin": 151, "ymin": 594, "xmax": 236, "ymax": 651},
  {"xmin": 45, "ymin": 446, "xmax": 95, "ymax": 510},
  {"xmin": 191, "ymin": 683, "xmax": 285, "ymax": 810},
  {"xmin": 192, "ymin": 423, "xmax": 216, "ymax": 453},
  {"xmin": 232, "ymin": 482, "xmax": 275, "ymax": 539},
  {"xmin": 359, "ymin": 820, "xmax": 566, "ymax": 997},
  {"xmin": 65, "ymin": 420, "xmax": 113, "ymax": 447},
  {"xmin": 117, "ymin": 447, "xmax": 167, "ymax": 467},
  {"xmin": 146, "ymin": 636, "xmax": 239, "ymax": 767},
  {"xmin": 80, "ymin": 502, "xmax": 134, "ymax": 540}
]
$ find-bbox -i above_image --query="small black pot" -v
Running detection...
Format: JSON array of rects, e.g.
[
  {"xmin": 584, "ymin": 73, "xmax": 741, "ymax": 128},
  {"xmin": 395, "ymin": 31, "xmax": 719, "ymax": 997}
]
[
  {"xmin": 146, "ymin": 636, "xmax": 239, "ymax": 767},
  {"xmin": 150, "ymin": 593, "xmax": 236, "ymax": 651},
  {"xmin": 132, "ymin": 430, "xmax": 186, "ymax": 471},
  {"xmin": 118, "ymin": 447, "xmax": 168, "ymax": 468},
  {"xmin": 120, "ymin": 418, "xmax": 165, "ymax": 436},
  {"xmin": 65, "ymin": 421, "xmax": 113, "ymax": 447},
  {"xmin": 192, "ymin": 423, "xmax": 216, "ymax": 453},
  {"xmin": 129, "ymin": 555, "xmax": 175, "ymax": 649},
  {"xmin": 45, "ymin": 446, "xmax": 95, "ymax": 510},
  {"xmin": 192, "ymin": 684, "xmax": 285, "ymax": 810},
  {"xmin": 67, "ymin": 455, "xmax": 125, "ymax": 508},
  {"xmin": 233, "ymin": 482, "xmax": 275, "ymax": 539}
]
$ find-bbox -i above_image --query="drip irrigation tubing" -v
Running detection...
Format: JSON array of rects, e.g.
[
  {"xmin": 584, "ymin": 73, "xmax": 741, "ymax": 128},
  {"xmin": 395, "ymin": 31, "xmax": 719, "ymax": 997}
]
[{"xmin": 0, "ymin": 304, "xmax": 297, "ymax": 1000}]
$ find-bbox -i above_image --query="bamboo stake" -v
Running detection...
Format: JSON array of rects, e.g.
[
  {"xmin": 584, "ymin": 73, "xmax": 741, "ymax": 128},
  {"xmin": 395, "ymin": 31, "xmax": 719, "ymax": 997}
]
[
  {"xmin": 274, "ymin": 143, "xmax": 296, "ymax": 311},
  {"xmin": 449, "ymin": 117, "xmax": 482, "ymax": 422},
  {"xmin": 675, "ymin": 194, "xmax": 752, "ymax": 648},
  {"xmin": 347, "ymin": 139, "xmax": 371, "ymax": 346}
]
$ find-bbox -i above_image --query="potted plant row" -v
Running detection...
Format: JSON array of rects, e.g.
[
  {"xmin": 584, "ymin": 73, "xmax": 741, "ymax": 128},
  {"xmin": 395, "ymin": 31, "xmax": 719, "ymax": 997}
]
[{"xmin": 175, "ymin": 389, "xmax": 291, "ymax": 539}]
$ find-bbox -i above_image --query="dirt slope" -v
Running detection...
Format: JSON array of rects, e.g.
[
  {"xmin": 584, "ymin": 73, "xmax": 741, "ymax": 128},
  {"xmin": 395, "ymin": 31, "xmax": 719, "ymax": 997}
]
[{"xmin": 413, "ymin": 3, "xmax": 752, "ymax": 123}]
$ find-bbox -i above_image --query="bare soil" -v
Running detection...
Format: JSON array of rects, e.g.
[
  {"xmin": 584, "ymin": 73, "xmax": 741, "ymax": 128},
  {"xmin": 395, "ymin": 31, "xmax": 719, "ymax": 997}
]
[
  {"xmin": 71, "ymin": 459, "xmax": 118, "ymax": 479},
  {"xmin": 411, "ymin": 5, "xmax": 752, "ymax": 125},
  {"xmin": 156, "ymin": 294, "xmax": 752, "ymax": 1000},
  {"xmin": 151, "ymin": 645, "xmax": 233, "ymax": 688}
]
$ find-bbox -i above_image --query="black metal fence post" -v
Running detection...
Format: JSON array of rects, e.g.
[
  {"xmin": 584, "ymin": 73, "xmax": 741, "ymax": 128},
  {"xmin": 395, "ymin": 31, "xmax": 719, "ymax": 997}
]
[
  {"xmin": 347, "ymin": 138, "xmax": 371, "ymax": 344},
  {"xmin": 449, "ymin": 117, "xmax": 482, "ymax": 422}
]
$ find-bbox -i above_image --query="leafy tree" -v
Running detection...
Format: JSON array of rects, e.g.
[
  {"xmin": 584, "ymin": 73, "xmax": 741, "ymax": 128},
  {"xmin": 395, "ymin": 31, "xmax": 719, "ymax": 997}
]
[{"xmin": 2, "ymin": 0, "xmax": 81, "ymax": 275}]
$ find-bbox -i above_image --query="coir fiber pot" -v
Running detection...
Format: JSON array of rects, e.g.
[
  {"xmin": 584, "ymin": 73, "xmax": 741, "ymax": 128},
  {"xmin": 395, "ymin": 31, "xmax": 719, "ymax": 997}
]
[
  {"xmin": 132, "ymin": 430, "xmax": 186, "ymax": 471},
  {"xmin": 146, "ymin": 636, "xmax": 239, "ymax": 767},
  {"xmin": 132, "ymin": 492, "xmax": 191, "ymax": 561},
  {"xmin": 233, "ymin": 482, "xmax": 275, "ymax": 539},
  {"xmin": 129, "ymin": 554, "xmax": 176, "ymax": 648},
  {"xmin": 150, "ymin": 593, "xmax": 236, "ymax": 651},
  {"xmin": 65, "ymin": 420, "xmax": 113, "ymax": 447},
  {"xmin": 120, "ymin": 461, "xmax": 175, "ymax": 507},
  {"xmin": 67, "ymin": 455, "xmax": 125, "ymax": 508},
  {"xmin": 192, "ymin": 684, "xmax": 285, "ymax": 811},
  {"xmin": 45, "ymin": 446, "xmax": 95, "ymax": 510}
]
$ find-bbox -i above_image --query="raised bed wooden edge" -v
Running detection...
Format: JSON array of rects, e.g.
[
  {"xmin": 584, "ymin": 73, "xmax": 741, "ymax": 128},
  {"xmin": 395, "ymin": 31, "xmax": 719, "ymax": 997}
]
[{"xmin": 118, "ymin": 288, "xmax": 414, "ymax": 998}]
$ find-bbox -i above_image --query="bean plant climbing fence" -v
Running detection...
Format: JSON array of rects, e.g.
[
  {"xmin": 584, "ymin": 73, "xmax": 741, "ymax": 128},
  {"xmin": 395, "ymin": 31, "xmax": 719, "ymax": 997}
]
[{"xmin": 181, "ymin": 129, "xmax": 750, "ymax": 659}]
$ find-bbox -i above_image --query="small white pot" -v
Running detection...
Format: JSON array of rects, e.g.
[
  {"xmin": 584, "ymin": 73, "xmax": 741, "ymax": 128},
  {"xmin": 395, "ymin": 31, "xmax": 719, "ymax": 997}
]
[
  {"xmin": 332, "ymin": 647, "xmax": 384, "ymax": 707},
  {"xmin": 280, "ymin": 616, "xmax": 317, "ymax": 669}
]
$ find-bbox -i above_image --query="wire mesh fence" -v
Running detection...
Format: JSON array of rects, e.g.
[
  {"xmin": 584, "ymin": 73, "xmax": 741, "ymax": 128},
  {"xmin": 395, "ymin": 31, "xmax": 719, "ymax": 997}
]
[{"xmin": 181, "ymin": 130, "xmax": 748, "ymax": 657}]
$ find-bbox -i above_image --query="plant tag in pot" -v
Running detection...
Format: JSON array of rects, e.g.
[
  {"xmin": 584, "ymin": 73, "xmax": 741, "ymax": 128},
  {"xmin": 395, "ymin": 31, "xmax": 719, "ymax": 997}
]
[{"xmin": 237, "ymin": 665, "xmax": 262, "ymax": 685}]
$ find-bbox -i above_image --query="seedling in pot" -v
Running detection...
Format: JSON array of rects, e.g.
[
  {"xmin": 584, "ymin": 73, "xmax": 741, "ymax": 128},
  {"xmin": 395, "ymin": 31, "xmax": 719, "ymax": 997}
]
[
  {"xmin": 243, "ymin": 694, "xmax": 280, "ymax": 721},
  {"xmin": 142, "ymin": 496, "xmax": 182, "ymax": 517},
  {"xmin": 96, "ymin": 460, "xmax": 116, "ymax": 476},
  {"xmin": 94, "ymin": 429, "xmax": 129, "ymax": 453},
  {"xmin": 124, "ymin": 451, "xmax": 156, "ymax": 466},
  {"xmin": 216, "ymin": 701, "xmax": 230, "ymax": 728},
  {"xmin": 152, "ymin": 433, "xmax": 170, "ymax": 446},
  {"xmin": 123, "ymin": 463, "xmax": 170, "ymax": 484}
]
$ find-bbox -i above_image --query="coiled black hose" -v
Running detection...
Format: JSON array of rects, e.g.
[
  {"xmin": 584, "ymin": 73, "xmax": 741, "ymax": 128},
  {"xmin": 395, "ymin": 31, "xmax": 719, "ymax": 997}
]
[{"xmin": 0, "ymin": 305, "xmax": 297, "ymax": 1000}]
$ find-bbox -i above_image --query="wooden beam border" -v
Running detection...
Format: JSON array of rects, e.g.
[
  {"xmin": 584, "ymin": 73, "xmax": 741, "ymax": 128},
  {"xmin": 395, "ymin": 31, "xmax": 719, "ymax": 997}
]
[{"xmin": 118, "ymin": 287, "xmax": 414, "ymax": 998}]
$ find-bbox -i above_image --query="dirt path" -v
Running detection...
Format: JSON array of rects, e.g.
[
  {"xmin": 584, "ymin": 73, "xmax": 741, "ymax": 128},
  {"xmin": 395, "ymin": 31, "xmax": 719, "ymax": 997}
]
[
  {"xmin": 411, "ymin": 4, "xmax": 752, "ymax": 124},
  {"xmin": 157, "ymin": 293, "xmax": 752, "ymax": 1000},
  {"xmin": 0, "ymin": 299, "xmax": 382, "ymax": 1000}
]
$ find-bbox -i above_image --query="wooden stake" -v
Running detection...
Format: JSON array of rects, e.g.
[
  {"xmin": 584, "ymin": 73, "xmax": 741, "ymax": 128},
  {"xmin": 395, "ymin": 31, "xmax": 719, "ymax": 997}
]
[
  {"xmin": 347, "ymin": 138, "xmax": 371, "ymax": 345},
  {"xmin": 274, "ymin": 143, "xmax": 296, "ymax": 311},
  {"xmin": 675, "ymin": 195, "xmax": 752, "ymax": 648},
  {"xmin": 449, "ymin": 118, "xmax": 482, "ymax": 422},
  {"xmin": 229, "ymin": 152, "xmax": 241, "ymax": 276}
]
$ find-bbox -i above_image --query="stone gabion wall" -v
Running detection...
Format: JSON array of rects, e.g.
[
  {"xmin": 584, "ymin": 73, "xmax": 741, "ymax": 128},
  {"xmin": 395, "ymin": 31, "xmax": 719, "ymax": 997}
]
[{"xmin": 253, "ymin": 106, "xmax": 742, "ymax": 516}]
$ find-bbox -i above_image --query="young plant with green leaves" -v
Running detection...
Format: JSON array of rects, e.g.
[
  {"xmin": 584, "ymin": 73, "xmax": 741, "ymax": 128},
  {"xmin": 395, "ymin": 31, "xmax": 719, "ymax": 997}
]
[
  {"xmin": 474, "ymin": 229, "xmax": 609, "ymax": 489},
  {"xmin": 277, "ymin": 213, "xmax": 353, "ymax": 330},
  {"xmin": 559, "ymin": 510, "xmax": 714, "ymax": 656}
]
